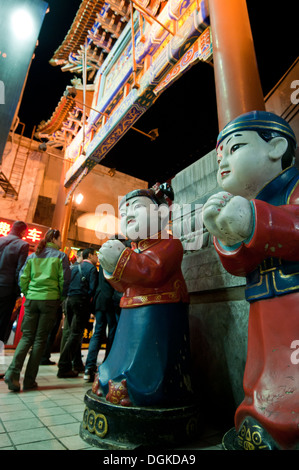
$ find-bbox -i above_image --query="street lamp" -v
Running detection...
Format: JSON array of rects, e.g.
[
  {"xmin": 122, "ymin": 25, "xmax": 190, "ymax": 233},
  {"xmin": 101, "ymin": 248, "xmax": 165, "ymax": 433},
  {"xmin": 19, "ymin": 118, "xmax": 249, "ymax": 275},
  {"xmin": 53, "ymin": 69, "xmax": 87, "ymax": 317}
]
[{"xmin": 75, "ymin": 193, "xmax": 84, "ymax": 205}]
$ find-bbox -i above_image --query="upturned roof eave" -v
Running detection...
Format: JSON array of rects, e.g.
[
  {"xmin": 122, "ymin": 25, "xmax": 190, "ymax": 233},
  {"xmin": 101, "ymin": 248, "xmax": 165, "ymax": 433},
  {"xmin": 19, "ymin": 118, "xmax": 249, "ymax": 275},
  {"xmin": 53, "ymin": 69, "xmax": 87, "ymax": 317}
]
[{"xmin": 49, "ymin": 0, "xmax": 106, "ymax": 66}]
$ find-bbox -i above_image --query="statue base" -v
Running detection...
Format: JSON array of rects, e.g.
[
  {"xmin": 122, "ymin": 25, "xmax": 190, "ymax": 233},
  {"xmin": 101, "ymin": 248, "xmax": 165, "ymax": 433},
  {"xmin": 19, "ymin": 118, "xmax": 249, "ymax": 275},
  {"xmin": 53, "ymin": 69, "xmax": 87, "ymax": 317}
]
[
  {"xmin": 80, "ymin": 390, "xmax": 202, "ymax": 450},
  {"xmin": 222, "ymin": 418, "xmax": 281, "ymax": 450},
  {"xmin": 222, "ymin": 428, "xmax": 241, "ymax": 450}
]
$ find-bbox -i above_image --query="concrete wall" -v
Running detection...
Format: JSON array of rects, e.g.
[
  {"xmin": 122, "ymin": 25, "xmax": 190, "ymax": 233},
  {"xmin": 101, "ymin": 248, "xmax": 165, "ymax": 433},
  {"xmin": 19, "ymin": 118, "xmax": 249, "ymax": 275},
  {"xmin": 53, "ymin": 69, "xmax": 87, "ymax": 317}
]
[
  {"xmin": 172, "ymin": 149, "xmax": 249, "ymax": 424},
  {"xmin": 0, "ymin": 134, "xmax": 46, "ymax": 222}
]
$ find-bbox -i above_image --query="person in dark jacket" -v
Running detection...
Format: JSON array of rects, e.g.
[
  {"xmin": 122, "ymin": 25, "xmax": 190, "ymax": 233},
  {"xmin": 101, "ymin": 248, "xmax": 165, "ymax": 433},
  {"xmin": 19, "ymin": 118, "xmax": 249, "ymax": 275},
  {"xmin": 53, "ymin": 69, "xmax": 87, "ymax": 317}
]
[
  {"xmin": 83, "ymin": 265, "xmax": 119, "ymax": 382},
  {"xmin": 0, "ymin": 221, "xmax": 29, "ymax": 351},
  {"xmin": 72, "ymin": 249, "xmax": 83, "ymax": 267},
  {"xmin": 58, "ymin": 247, "xmax": 84, "ymax": 370},
  {"xmin": 41, "ymin": 248, "xmax": 85, "ymax": 367},
  {"xmin": 57, "ymin": 247, "xmax": 98, "ymax": 378}
]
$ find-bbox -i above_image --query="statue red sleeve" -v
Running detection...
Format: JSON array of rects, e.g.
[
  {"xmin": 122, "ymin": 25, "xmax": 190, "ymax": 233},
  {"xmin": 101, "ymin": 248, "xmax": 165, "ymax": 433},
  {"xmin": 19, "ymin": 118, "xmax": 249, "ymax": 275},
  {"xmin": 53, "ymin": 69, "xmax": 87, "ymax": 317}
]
[
  {"xmin": 214, "ymin": 199, "xmax": 299, "ymax": 276},
  {"xmin": 105, "ymin": 238, "xmax": 184, "ymax": 291}
]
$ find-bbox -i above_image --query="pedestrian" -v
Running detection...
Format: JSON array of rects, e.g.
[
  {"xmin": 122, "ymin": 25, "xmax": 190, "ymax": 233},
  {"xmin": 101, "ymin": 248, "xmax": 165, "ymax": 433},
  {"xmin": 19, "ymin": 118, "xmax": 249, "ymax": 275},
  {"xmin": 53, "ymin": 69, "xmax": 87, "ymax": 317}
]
[
  {"xmin": 0, "ymin": 221, "xmax": 29, "ymax": 378},
  {"xmin": 39, "ymin": 303, "xmax": 63, "ymax": 365},
  {"xmin": 59, "ymin": 248, "xmax": 84, "ymax": 369},
  {"xmin": 41, "ymin": 248, "xmax": 84, "ymax": 366},
  {"xmin": 4, "ymin": 228, "xmax": 71, "ymax": 391},
  {"xmin": 57, "ymin": 247, "xmax": 98, "ymax": 378},
  {"xmin": 83, "ymin": 265, "xmax": 118, "ymax": 382},
  {"xmin": 72, "ymin": 249, "xmax": 83, "ymax": 267}
]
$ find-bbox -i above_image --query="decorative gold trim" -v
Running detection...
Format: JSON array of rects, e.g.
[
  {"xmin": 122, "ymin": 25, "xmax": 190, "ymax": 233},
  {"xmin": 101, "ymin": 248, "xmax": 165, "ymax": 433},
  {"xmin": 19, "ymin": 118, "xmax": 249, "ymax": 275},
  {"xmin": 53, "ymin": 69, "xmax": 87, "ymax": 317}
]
[
  {"xmin": 287, "ymin": 179, "xmax": 299, "ymax": 204},
  {"xmin": 95, "ymin": 413, "xmax": 108, "ymax": 438},
  {"xmin": 133, "ymin": 232, "xmax": 168, "ymax": 252},
  {"xmin": 259, "ymin": 258, "xmax": 275, "ymax": 274},
  {"xmin": 272, "ymin": 271, "xmax": 299, "ymax": 293},
  {"xmin": 219, "ymin": 120, "xmax": 296, "ymax": 142},
  {"xmin": 237, "ymin": 422, "xmax": 268, "ymax": 450},
  {"xmin": 247, "ymin": 259, "xmax": 299, "ymax": 299},
  {"xmin": 137, "ymin": 237, "xmax": 161, "ymax": 252},
  {"xmin": 83, "ymin": 406, "xmax": 108, "ymax": 438},
  {"xmin": 121, "ymin": 279, "xmax": 187, "ymax": 307},
  {"xmin": 87, "ymin": 408, "xmax": 96, "ymax": 433},
  {"xmin": 110, "ymin": 248, "xmax": 132, "ymax": 282},
  {"xmin": 246, "ymin": 274, "xmax": 270, "ymax": 300}
]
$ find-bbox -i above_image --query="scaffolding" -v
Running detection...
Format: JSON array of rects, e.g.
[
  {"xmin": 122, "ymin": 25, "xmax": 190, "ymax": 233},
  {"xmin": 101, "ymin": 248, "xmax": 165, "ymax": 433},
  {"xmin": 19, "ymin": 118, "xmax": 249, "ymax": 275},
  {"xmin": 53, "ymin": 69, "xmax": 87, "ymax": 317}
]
[{"xmin": 0, "ymin": 123, "xmax": 34, "ymax": 200}]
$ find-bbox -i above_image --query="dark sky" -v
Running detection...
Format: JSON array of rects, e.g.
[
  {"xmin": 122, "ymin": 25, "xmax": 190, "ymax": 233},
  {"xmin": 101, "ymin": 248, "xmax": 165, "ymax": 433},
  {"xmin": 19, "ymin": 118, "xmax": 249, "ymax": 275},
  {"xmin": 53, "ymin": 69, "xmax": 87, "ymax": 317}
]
[{"xmin": 18, "ymin": 0, "xmax": 298, "ymax": 186}]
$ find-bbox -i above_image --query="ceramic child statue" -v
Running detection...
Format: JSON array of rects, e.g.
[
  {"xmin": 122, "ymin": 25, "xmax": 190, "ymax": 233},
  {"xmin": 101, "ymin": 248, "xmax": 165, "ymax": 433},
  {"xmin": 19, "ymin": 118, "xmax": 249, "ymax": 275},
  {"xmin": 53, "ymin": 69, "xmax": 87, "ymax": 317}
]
[
  {"xmin": 95, "ymin": 183, "xmax": 193, "ymax": 407},
  {"xmin": 203, "ymin": 111, "xmax": 299, "ymax": 450}
]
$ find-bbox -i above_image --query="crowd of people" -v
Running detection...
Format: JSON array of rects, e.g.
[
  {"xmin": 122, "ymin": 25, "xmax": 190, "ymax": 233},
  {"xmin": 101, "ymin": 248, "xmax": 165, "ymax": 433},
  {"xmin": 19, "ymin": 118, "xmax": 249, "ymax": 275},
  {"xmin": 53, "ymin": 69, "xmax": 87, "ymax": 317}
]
[{"xmin": 0, "ymin": 221, "xmax": 121, "ymax": 392}]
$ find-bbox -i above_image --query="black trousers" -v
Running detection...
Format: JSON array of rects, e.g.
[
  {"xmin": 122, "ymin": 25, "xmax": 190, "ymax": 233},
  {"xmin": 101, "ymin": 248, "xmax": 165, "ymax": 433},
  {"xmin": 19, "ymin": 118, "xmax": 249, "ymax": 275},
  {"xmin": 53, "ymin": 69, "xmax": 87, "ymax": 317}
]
[
  {"xmin": 40, "ymin": 305, "xmax": 63, "ymax": 363},
  {"xmin": 0, "ymin": 294, "xmax": 17, "ymax": 343},
  {"xmin": 58, "ymin": 296, "xmax": 90, "ymax": 372},
  {"xmin": 6, "ymin": 299, "xmax": 60, "ymax": 386}
]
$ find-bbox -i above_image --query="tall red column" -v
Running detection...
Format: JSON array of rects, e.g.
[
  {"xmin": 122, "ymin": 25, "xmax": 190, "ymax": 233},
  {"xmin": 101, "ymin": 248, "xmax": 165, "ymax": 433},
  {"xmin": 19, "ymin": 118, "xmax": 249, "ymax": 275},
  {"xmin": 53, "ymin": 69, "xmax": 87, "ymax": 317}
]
[{"xmin": 208, "ymin": 0, "xmax": 265, "ymax": 131}]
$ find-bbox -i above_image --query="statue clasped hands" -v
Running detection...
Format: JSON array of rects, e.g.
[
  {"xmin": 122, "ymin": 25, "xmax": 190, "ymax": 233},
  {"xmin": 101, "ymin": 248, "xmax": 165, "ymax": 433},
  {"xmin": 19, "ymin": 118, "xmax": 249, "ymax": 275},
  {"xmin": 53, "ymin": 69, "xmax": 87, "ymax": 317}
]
[
  {"xmin": 98, "ymin": 239, "xmax": 126, "ymax": 273},
  {"xmin": 203, "ymin": 191, "xmax": 254, "ymax": 246}
]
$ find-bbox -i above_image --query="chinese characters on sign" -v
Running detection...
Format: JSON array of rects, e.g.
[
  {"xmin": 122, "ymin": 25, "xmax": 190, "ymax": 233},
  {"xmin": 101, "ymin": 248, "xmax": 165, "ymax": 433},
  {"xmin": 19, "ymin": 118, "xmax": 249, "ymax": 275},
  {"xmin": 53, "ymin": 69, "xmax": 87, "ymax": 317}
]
[
  {"xmin": 0, "ymin": 221, "xmax": 11, "ymax": 237},
  {"xmin": 27, "ymin": 228, "xmax": 43, "ymax": 243},
  {"xmin": 0, "ymin": 218, "xmax": 49, "ymax": 248}
]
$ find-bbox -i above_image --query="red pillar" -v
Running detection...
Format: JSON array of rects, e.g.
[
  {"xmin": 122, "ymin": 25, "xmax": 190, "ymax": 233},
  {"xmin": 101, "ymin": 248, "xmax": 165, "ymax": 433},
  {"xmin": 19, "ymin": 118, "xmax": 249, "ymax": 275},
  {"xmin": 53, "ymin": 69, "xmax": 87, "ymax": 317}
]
[{"xmin": 208, "ymin": 0, "xmax": 265, "ymax": 131}]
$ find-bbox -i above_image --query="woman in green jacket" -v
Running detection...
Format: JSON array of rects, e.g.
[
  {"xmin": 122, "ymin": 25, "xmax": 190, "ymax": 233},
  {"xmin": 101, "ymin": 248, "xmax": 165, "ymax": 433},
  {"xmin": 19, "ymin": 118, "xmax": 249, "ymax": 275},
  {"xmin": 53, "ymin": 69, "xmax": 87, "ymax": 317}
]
[{"xmin": 5, "ymin": 229, "xmax": 71, "ymax": 391}]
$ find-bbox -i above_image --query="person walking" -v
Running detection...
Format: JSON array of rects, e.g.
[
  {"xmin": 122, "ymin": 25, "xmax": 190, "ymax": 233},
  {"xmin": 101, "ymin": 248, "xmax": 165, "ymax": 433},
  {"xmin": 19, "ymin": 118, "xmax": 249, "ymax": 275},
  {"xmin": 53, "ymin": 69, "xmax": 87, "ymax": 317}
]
[
  {"xmin": 57, "ymin": 248, "xmax": 98, "ymax": 378},
  {"xmin": 4, "ymin": 229, "xmax": 71, "ymax": 391},
  {"xmin": 84, "ymin": 265, "xmax": 118, "ymax": 382},
  {"xmin": 0, "ymin": 221, "xmax": 29, "ymax": 378},
  {"xmin": 39, "ymin": 303, "xmax": 63, "ymax": 365},
  {"xmin": 72, "ymin": 249, "xmax": 83, "ymax": 267},
  {"xmin": 59, "ymin": 248, "xmax": 85, "ymax": 369},
  {"xmin": 40, "ymin": 249, "xmax": 84, "ymax": 366}
]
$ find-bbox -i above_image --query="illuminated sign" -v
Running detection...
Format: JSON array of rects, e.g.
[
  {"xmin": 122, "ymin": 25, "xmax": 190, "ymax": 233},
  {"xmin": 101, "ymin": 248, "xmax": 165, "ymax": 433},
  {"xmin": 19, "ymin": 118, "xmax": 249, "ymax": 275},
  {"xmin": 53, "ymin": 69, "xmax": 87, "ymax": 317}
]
[
  {"xmin": 64, "ymin": 1, "xmax": 211, "ymax": 189},
  {"xmin": 0, "ymin": 217, "xmax": 49, "ymax": 247}
]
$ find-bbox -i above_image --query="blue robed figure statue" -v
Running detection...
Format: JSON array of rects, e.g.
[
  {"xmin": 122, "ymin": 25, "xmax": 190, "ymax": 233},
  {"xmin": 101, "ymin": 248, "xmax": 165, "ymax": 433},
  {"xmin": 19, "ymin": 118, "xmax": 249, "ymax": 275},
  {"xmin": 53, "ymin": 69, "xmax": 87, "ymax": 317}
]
[{"xmin": 94, "ymin": 183, "xmax": 193, "ymax": 407}]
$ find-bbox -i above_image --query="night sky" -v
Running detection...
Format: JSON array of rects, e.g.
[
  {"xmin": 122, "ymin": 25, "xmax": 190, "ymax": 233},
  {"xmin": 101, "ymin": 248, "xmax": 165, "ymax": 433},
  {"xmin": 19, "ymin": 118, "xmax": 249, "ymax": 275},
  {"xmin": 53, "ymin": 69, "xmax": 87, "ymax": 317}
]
[{"xmin": 18, "ymin": 0, "xmax": 298, "ymax": 186}]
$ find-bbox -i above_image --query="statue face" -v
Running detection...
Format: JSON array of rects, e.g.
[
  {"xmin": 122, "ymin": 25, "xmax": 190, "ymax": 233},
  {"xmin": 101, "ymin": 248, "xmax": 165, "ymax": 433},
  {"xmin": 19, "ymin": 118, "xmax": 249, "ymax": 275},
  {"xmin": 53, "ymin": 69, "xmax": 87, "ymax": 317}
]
[
  {"xmin": 119, "ymin": 196, "xmax": 158, "ymax": 241},
  {"xmin": 216, "ymin": 130, "xmax": 283, "ymax": 199}
]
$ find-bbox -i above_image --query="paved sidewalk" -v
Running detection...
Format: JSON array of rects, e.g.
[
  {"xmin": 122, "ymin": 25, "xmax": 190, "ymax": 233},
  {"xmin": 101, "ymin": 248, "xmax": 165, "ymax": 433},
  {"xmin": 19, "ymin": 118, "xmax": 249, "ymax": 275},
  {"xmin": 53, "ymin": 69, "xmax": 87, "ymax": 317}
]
[{"xmin": 0, "ymin": 349, "xmax": 223, "ymax": 450}]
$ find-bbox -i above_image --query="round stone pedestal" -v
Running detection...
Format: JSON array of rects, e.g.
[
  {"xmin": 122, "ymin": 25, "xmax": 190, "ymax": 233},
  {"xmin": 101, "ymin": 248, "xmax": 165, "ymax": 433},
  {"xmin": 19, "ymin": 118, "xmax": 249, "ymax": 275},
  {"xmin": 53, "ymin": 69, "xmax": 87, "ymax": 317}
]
[{"xmin": 80, "ymin": 390, "xmax": 202, "ymax": 450}]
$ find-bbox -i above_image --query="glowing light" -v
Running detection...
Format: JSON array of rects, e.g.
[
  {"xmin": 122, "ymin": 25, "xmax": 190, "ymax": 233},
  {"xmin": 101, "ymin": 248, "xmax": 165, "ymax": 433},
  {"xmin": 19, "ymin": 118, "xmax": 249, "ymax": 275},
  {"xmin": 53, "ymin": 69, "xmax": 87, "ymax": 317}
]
[
  {"xmin": 27, "ymin": 228, "xmax": 42, "ymax": 242},
  {"xmin": 75, "ymin": 193, "xmax": 84, "ymax": 205},
  {"xmin": 11, "ymin": 9, "xmax": 34, "ymax": 39},
  {"xmin": 0, "ymin": 222, "xmax": 11, "ymax": 237},
  {"xmin": 0, "ymin": 219, "xmax": 47, "ymax": 245}
]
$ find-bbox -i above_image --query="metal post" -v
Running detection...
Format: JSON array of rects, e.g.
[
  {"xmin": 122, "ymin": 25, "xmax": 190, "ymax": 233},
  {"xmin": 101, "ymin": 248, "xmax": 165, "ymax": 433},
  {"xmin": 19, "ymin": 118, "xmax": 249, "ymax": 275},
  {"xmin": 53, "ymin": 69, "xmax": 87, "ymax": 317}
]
[
  {"xmin": 131, "ymin": 0, "xmax": 174, "ymax": 36},
  {"xmin": 51, "ymin": 158, "xmax": 73, "ymax": 250},
  {"xmin": 130, "ymin": 1, "xmax": 139, "ymax": 89}
]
